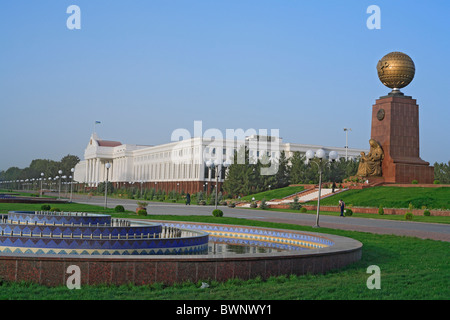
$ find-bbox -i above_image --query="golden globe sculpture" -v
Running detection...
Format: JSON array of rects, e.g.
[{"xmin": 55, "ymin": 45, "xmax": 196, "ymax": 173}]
[{"xmin": 377, "ymin": 52, "xmax": 415, "ymax": 95}]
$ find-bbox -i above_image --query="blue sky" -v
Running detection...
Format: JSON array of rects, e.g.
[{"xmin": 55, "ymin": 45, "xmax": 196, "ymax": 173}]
[{"xmin": 1, "ymin": 0, "xmax": 449, "ymax": 171}]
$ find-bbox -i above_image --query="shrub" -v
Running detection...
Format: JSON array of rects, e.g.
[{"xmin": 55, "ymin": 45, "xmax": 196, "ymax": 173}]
[
  {"xmin": 289, "ymin": 197, "xmax": 302, "ymax": 210},
  {"xmin": 299, "ymin": 207, "xmax": 307, "ymax": 213},
  {"xmin": 423, "ymin": 209, "xmax": 431, "ymax": 216},
  {"xmin": 50, "ymin": 207, "xmax": 61, "ymax": 212},
  {"xmin": 136, "ymin": 201, "xmax": 148, "ymax": 208},
  {"xmin": 411, "ymin": 180, "xmax": 418, "ymax": 184},
  {"xmin": 212, "ymin": 209, "xmax": 223, "ymax": 217},
  {"xmin": 137, "ymin": 209, "xmax": 147, "ymax": 216},
  {"xmin": 198, "ymin": 200, "xmax": 206, "ymax": 205},
  {"xmin": 114, "ymin": 205, "xmax": 125, "ymax": 212},
  {"xmin": 250, "ymin": 202, "xmax": 258, "ymax": 208},
  {"xmin": 97, "ymin": 181, "xmax": 114, "ymax": 194},
  {"xmin": 405, "ymin": 212, "xmax": 413, "ymax": 220},
  {"xmin": 259, "ymin": 198, "xmax": 269, "ymax": 210},
  {"xmin": 433, "ymin": 180, "xmax": 440, "ymax": 184},
  {"xmin": 344, "ymin": 209, "xmax": 353, "ymax": 216},
  {"xmin": 378, "ymin": 205, "xmax": 384, "ymax": 215},
  {"xmin": 227, "ymin": 202, "xmax": 236, "ymax": 208},
  {"xmin": 40, "ymin": 204, "xmax": 51, "ymax": 211}
]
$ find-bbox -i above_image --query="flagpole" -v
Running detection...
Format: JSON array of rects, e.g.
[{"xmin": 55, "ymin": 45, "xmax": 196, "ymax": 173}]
[{"xmin": 94, "ymin": 121, "xmax": 101, "ymax": 134}]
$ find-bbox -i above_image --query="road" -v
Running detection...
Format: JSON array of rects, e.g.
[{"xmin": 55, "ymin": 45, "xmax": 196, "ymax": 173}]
[{"xmin": 69, "ymin": 194, "xmax": 450, "ymax": 242}]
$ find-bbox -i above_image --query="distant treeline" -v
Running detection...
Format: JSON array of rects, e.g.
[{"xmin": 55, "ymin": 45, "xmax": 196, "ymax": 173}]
[{"xmin": 0, "ymin": 155, "xmax": 80, "ymax": 181}]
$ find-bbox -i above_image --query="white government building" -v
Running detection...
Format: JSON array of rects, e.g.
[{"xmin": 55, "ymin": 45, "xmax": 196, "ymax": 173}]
[{"xmin": 73, "ymin": 133, "xmax": 366, "ymax": 194}]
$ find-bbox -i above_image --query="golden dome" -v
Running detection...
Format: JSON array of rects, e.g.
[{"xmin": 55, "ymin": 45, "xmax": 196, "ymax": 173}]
[{"xmin": 377, "ymin": 52, "xmax": 415, "ymax": 90}]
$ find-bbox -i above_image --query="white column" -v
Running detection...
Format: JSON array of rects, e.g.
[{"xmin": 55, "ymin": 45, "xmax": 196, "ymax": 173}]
[
  {"xmin": 95, "ymin": 159, "xmax": 100, "ymax": 186},
  {"xmin": 118, "ymin": 158, "xmax": 121, "ymax": 182},
  {"xmin": 110, "ymin": 162, "xmax": 114, "ymax": 182},
  {"xmin": 85, "ymin": 160, "xmax": 89, "ymax": 184},
  {"xmin": 88, "ymin": 159, "xmax": 92, "ymax": 186}
]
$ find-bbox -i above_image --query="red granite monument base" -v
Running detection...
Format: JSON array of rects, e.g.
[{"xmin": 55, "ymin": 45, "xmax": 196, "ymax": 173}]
[{"xmin": 370, "ymin": 95, "xmax": 434, "ymax": 184}]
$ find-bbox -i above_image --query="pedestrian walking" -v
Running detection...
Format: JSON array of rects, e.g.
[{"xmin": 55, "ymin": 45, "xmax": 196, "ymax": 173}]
[{"xmin": 339, "ymin": 199, "xmax": 345, "ymax": 217}]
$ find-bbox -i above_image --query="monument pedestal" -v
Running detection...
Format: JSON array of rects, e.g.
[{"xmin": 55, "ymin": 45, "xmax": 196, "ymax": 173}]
[{"xmin": 371, "ymin": 95, "xmax": 434, "ymax": 184}]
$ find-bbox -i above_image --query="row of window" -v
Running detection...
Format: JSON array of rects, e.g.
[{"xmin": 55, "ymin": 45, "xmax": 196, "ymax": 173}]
[
  {"xmin": 133, "ymin": 148, "xmax": 279, "ymax": 163},
  {"xmin": 132, "ymin": 163, "xmax": 202, "ymax": 181}
]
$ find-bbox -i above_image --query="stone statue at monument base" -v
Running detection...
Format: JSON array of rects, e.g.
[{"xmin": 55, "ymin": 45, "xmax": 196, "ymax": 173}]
[{"xmin": 357, "ymin": 139, "xmax": 384, "ymax": 177}]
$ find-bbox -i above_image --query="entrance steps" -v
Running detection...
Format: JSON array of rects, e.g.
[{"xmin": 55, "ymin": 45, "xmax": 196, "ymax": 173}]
[{"xmin": 237, "ymin": 187, "xmax": 349, "ymax": 208}]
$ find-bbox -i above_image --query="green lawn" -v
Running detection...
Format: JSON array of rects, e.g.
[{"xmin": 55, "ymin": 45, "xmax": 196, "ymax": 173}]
[
  {"xmin": 240, "ymin": 185, "xmax": 305, "ymax": 201},
  {"xmin": 315, "ymin": 186, "xmax": 450, "ymax": 210},
  {"xmin": 0, "ymin": 209, "xmax": 448, "ymax": 300},
  {"xmin": 261, "ymin": 207, "xmax": 450, "ymax": 224}
]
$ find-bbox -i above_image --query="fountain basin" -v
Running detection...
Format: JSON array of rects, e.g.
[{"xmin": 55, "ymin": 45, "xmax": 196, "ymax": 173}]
[
  {"xmin": 0, "ymin": 215, "xmax": 362, "ymax": 287},
  {"xmin": 0, "ymin": 211, "xmax": 209, "ymax": 255}
]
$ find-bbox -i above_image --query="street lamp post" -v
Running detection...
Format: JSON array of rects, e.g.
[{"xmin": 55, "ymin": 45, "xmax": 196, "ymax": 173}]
[
  {"xmin": 205, "ymin": 160, "xmax": 213, "ymax": 203},
  {"xmin": 207, "ymin": 159, "xmax": 229, "ymax": 210},
  {"xmin": 58, "ymin": 170, "xmax": 63, "ymax": 199},
  {"xmin": 70, "ymin": 168, "xmax": 75, "ymax": 202},
  {"xmin": 105, "ymin": 163, "xmax": 111, "ymax": 209},
  {"xmin": 343, "ymin": 128, "xmax": 352, "ymax": 161},
  {"xmin": 40, "ymin": 172, "xmax": 44, "ymax": 197},
  {"xmin": 62, "ymin": 176, "xmax": 67, "ymax": 196},
  {"xmin": 306, "ymin": 149, "xmax": 338, "ymax": 228}
]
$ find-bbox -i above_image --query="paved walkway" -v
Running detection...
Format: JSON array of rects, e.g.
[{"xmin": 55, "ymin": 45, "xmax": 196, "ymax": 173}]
[{"xmin": 69, "ymin": 194, "xmax": 450, "ymax": 242}]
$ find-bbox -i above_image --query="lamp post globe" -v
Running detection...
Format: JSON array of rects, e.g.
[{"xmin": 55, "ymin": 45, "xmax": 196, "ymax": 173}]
[
  {"xmin": 316, "ymin": 149, "xmax": 326, "ymax": 159},
  {"xmin": 329, "ymin": 151, "xmax": 339, "ymax": 161}
]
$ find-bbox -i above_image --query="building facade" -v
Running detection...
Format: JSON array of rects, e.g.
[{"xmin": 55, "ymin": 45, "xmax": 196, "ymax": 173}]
[{"xmin": 73, "ymin": 133, "xmax": 366, "ymax": 194}]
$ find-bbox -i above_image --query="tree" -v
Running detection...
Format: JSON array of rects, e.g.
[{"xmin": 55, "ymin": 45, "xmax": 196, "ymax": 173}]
[
  {"xmin": 28, "ymin": 159, "xmax": 59, "ymax": 178},
  {"xmin": 434, "ymin": 161, "xmax": 450, "ymax": 183},
  {"xmin": 60, "ymin": 155, "xmax": 80, "ymax": 176},
  {"xmin": 323, "ymin": 157, "xmax": 357, "ymax": 183},
  {"xmin": 223, "ymin": 146, "xmax": 254, "ymax": 197},
  {"xmin": 0, "ymin": 154, "xmax": 80, "ymax": 182},
  {"xmin": 0, "ymin": 167, "xmax": 22, "ymax": 181},
  {"xmin": 274, "ymin": 151, "xmax": 290, "ymax": 188},
  {"xmin": 258, "ymin": 153, "xmax": 277, "ymax": 192},
  {"xmin": 289, "ymin": 152, "xmax": 310, "ymax": 184}
]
